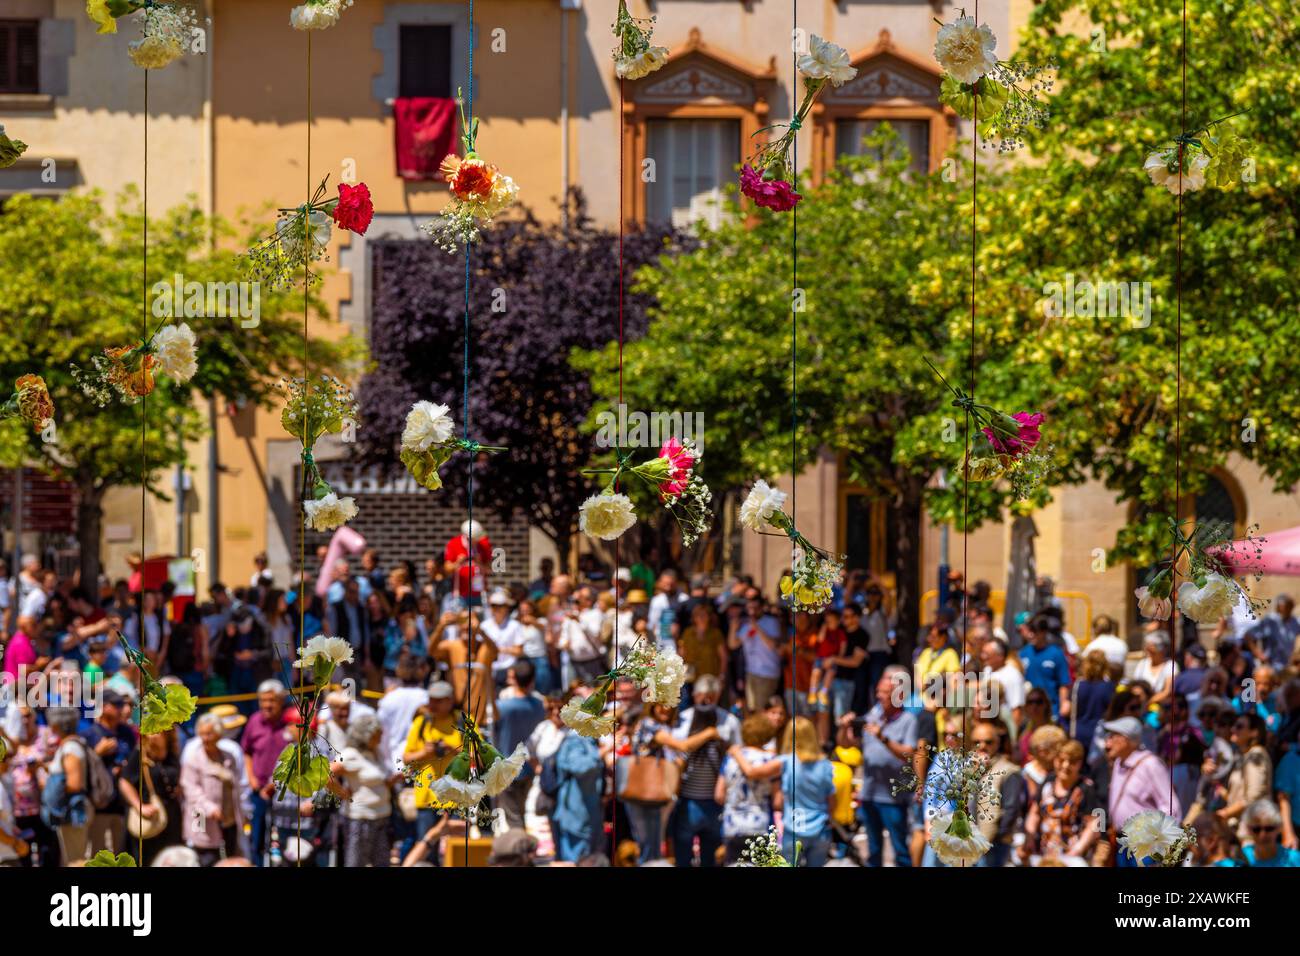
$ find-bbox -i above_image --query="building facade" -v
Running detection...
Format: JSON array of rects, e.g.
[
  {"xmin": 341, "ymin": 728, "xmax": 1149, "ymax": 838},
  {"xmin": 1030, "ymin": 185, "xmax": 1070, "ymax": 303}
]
[{"xmin": 5, "ymin": 0, "xmax": 1295, "ymax": 642}]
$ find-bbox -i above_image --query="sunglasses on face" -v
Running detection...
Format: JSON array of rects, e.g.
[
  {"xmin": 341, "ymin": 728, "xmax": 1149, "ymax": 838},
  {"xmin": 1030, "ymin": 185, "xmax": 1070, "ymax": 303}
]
[
  {"xmin": 973, "ymin": 738, "xmax": 998, "ymax": 748},
  {"xmin": 1027, "ymin": 698, "xmax": 1047, "ymax": 707},
  {"xmin": 1249, "ymin": 825, "xmax": 1278, "ymax": 835}
]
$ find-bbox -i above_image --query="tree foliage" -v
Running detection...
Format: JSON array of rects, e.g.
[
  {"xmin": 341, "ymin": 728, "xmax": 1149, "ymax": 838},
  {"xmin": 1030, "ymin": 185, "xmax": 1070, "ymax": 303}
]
[
  {"xmin": 0, "ymin": 190, "xmax": 354, "ymax": 585},
  {"xmin": 357, "ymin": 192, "xmax": 687, "ymax": 564}
]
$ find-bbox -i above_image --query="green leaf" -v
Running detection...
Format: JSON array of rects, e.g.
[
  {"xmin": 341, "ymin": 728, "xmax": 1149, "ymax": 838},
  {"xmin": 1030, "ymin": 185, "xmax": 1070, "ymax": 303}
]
[
  {"xmin": 940, "ymin": 74, "xmax": 1008, "ymax": 123},
  {"xmin": 85, "ymin": 850, "xmax": 137, "ymax": 867},
  {"xmin": 400, "ymin": 446, "xmax": 454, "ymax": 491},
  {"xmin": 272, "ymin": 743, "xmax": 332, "ymax": 798},
  {"xmin": 139, "ymin": 683, "xmax": 197, "ymax": 735}
]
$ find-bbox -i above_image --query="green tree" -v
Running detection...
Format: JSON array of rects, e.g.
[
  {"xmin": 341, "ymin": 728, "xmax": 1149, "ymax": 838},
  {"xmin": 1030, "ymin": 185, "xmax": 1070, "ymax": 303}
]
[
  {"xmin": 0, "ymin": 191, "xmax": 356, "ymax": 587},
  {"xmin": 577, "ymin": 135, "xmax": 1032, "ymax": 660},
  {"xmin": 964, "ymin": 0, "xmax": 1300, "ymax": 564}
]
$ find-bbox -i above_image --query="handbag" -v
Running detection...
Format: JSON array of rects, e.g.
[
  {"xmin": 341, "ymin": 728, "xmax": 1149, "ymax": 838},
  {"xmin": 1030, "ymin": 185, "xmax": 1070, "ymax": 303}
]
[
  {"xmin": 616, "ymin": 754, "xmax": 680, "ymax": 805},
  {"xmin": 397, "ymin": 786, "xmax": 419, "ymax": 822},
  {"xmin": 127, "ymin": 760, "xmax": 168, "ymax": 842}
]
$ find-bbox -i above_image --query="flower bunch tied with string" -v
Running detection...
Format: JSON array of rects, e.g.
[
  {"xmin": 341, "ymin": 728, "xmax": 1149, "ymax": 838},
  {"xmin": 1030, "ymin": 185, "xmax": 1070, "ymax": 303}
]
[
  {"xmin": 892, "ymin": 742, "xmax": 999, "ymax": 867},
  {"xmin": 400, "ymin": 400, "xmax": 505, "ymax": 492},
  {"xmin": 71, "ymin": 322, "xmax": 198, "ymax": 406},
  {"xmin": 423, "ymin": 91, "xmax": 519, "ymax": 253},
  {"xmin": 611, "ymin": 0, "xmax": 668, "ymax": 79},
  {"xmin": 0, "ymin": 124, "xmax": 28, "ymax": 170},
  {"xmin": 289, "ymin": 0, "xmax": 353, "ymax": 30},
  {"xmin": 1143, "ymin": 111, "xmax": 1254, "ymax": 195},
  {"xmin": 86, "ymin": 1, "xmax": 203, "ymax": 71},
  {"xmin": 245, "ymin": 175, "xmax": 373, "ymax": 290},
  {"xmin": 740, "ymin": 827, "xmax": 797, "ymax": 867},
  {"xmin": 273, "ymin": 636, "xmax": 353, "ymax": 800},
  {"xmin": 1119, "ymin": 810, "xmax": 1196, "ymax": 867},
  {"xmin": 925, "ymin": 358, "xmax": 1051, "ymax": 500},
  {"xmin": 561, "ymin": 638, "xmax": 687, "ymax": 738},
  {"xmin": 739, "ymin": 479, "xmax": 843, "ymax": 612},
  {"xmin": 280, "ymin": 375, "xmax": 360, "ymax": 532},
  {"xmin": 933, "ymin": 11, "xmax": 1054, "ymax": 153},
  {"xmin": 740, "ymin": 36, "xmax": 856, "ymax": 212},
  {"xmin": 1134, "ymin": 517, "xmax": 1266, "ymax": 625},
  {"xmin": 579, "ymin": 437, "xmax": 712, "ymax": 547},
  {"xmin": 418, "ymin": 713, "xmax": 526, "ymax": 824},
  {"xmin": 114, "ymin": 631, "xmax": 197, "ymax": 733},
  {"xmin": 1, "ymin": 374, "xmax": 55, "ymax": 433}
]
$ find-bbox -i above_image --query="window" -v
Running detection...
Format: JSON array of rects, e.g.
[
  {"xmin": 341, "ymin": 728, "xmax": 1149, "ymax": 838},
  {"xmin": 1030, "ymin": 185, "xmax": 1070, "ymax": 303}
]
[
  {"xmin": 1195, "ymin": 475, "xmax": 1238, "ymax": 530},
  {"xmin": 836, "ymin": 119, "xmax": 929, "ymax": 175},
  {"xmin": 398, "ymin": 24, "xmax": 451, "ymax": 98},
  {"xmin": 644, "ymin": 119, "xmax": 739, "ymax": 229},
  {"xmin": 0, "ymin": 20, "xmax": 39, "ymax": 94}
]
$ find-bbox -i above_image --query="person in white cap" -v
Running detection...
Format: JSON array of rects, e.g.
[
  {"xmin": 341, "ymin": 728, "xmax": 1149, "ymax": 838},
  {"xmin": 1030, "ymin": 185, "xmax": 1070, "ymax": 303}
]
[
  {"xmin": 443, "ymin": 519, "xmax": 492, "ymax": 608},
  {"xmin": 1102, "ymin": 715, "xmax": 1179, "ymax": 865},
  {"xmin": 481, "ymin": 588, "xmax": 523, "ymax": 687}
]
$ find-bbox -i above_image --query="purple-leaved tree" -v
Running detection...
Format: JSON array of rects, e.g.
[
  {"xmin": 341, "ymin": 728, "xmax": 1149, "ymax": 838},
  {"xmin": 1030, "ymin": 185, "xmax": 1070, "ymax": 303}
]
[{"xmin": 358, "ymin": 191, "xmax": 687, "ymax": 569}]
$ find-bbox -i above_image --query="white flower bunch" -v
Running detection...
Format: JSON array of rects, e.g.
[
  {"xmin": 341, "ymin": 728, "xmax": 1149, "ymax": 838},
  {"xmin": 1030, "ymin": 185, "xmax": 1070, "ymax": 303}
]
[
  {"xmin": 579, "ymin": 492, "xmax": 637, "ymax": 541},
  {"xmin": 293, "ymin": 635, "xmax": 354, "ymax": 670},
  {"xmin": 1176, "ymin": 572, "xmax": 1237, "ymax": 624},
  {"xmin": 1119, "ymin": 810, "xmax": 1195, "ymax": 866},
  {"xmin": 797, "ymin": 35, "xmax": 856, "ymax": 87},
  {"xmin": 303, "ymin": 492, "xmax": 358, "ymax": 532},
  {"xmin": 127, "ymin": 3, "xmax": 196, "ymax": 71},
  {"xmin": 560, "ymin": 692, "xmax": 616, "ymax": 738},
  {"xmin": 401, "ymin": 401, "xmax": 455, "ymax": 453},
  {"xmin": 612, "ymin": 0, "xmax": 668, "ymax": 81},
  {"xmin": 929, "ymin": 808, "xmax": 993, "ymax": 867},
  {"xmin": 290, "ymin": 0, "xmax": 353, "ymax": 31},
  {"xmin": 1144, "ymin": 149, "xmax": 1210, "ymax": 195},
  {"xmin": 150, "ymin": 323, "xmax": 198, "ymax": 383},
  {"xmin": 934, "ymin": 16, "xmax": 998, "ymax": 85},
  {"xmin": 739, "ymin": 479, "xmax": 787, "ymax": 532}
]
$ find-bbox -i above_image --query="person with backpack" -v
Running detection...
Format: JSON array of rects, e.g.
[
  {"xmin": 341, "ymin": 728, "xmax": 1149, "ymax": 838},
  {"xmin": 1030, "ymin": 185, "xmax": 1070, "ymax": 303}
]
[
  {"xmin": 40, "ymin": 707, "xmax": 115, "ymax": 864},
  {"xmin": 80, "ymin": 689, "xmax": 137, "ymax": 856}
]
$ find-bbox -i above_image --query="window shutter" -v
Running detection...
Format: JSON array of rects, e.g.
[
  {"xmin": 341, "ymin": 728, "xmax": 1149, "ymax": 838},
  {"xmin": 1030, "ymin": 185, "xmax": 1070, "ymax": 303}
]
[{"xmin": 0, "ymin": 20, "xmax": 39, "ymax": 94}]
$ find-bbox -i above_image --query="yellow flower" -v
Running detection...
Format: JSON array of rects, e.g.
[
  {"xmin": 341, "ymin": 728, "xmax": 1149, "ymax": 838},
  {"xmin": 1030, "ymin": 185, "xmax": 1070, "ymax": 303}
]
[{"xmin": 87, "ymin": 0, "xmax": 117, "ymax": 35}]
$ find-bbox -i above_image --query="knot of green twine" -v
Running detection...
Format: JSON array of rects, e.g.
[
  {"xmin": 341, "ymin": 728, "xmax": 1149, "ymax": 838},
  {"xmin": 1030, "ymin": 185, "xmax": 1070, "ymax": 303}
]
[
  {"xmin": 788, "ymin": 117, "xmax": 802, "ymax": 132},
  {"xmin": 301, "ymin": 450, "xmax": 315, "ymax": 466},
  {"xmin": 462, "ymin": 440, "xmax": 482, "ymax": 454}
]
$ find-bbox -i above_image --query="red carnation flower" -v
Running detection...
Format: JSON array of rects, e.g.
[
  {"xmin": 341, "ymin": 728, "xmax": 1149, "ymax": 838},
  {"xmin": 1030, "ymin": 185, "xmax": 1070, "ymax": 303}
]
[
  {"xmin": 332, "ymin": 182, "xmax": 374, "ymax": 235},
  {"xmin": 740, "ymin": 164, "xmax": 801, "ymax": 212}
]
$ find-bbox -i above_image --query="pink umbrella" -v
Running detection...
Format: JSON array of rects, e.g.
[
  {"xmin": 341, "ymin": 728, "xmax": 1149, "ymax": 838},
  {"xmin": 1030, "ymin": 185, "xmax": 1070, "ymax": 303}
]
[
  {"xmin": 1210, "ymin": 525, "xmax": 1300, "ymax": 576},
  {"xmin": 314, "ymin": 525, "xmax": 368, "ymax": 598}
]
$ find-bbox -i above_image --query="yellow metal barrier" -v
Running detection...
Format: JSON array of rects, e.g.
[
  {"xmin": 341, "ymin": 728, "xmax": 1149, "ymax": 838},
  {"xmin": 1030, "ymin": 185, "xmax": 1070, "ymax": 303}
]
[{"xmin": 194, "ymin": 683, "xmax": 385, "ymax": 706}]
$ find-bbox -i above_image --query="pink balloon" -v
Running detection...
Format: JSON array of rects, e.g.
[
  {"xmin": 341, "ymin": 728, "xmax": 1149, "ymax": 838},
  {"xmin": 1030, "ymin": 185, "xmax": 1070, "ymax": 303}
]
[{"xmin": 314, "ymin": 525, "xmax": 368, "ymax": 598}]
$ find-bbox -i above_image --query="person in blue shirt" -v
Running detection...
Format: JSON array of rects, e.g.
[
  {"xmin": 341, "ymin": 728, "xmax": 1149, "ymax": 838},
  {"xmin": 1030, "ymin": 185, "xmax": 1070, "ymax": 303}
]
[
  {"xmin": 493, "ymin": 660, "xmax": 546, "ymax": 830},
  {"xmin": 1274, "ymin": 744, "xmax": 1300, "ymax": 849},
  {"xmin": 551, "ymin": 727, "xmax": 604, "ymax": 863},
  {"xmin": 1019, "ymin": 617, "xmax": 1071, "ymax": 721},
  {"xmin": 1239, "ymin": 799, "xmax": 1300, "ymax": 867},
  {"xmin": 725, "ymin": 715, "xmax": 836, "ymax": 866}
]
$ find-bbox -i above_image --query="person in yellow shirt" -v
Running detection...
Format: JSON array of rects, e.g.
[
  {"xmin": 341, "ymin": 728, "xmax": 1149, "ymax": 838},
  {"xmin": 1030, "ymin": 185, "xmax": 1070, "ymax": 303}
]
[
  {"xmin": 402, "ymin": 681, "xmax": 463, "ymax": 853},
  {"xmin": 913, "ymin": 622, "xmax": 961, "ymax": 709}
]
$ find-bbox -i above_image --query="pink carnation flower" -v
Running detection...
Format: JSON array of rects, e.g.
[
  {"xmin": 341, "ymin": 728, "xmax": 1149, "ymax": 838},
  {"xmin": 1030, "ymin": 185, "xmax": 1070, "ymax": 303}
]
[
  {"xmin": 657, "ymin": 437, "xmax": 696, "ymax": 498},
  {"xmin": 982, "ymin": 412, "xmax": 1044, "ymax": 456},
  {"xmin": 740, "ymin": 165, "xmax": 801, "ymax": 212}
]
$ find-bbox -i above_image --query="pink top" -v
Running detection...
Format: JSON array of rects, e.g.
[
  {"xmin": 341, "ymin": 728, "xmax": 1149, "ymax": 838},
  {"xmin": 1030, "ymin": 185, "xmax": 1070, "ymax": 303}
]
[
  {"xmin": 180, "ymin": 743, "xmax": 244, "ymax": 849},
  {"xmin": 2, "ymin": 630, "xmax": 37, "ymax": 683}
]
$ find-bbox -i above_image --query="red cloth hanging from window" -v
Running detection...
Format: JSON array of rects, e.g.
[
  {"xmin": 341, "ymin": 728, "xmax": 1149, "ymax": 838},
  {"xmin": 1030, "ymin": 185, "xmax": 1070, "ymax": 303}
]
[{"xmin": 394, "ymin": 97, "xmax": 459, "ymax": 181}]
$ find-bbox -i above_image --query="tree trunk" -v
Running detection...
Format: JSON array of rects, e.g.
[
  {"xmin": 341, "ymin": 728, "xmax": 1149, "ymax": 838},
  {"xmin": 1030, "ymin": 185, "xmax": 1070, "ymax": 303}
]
[
  {"xmin": 77, "ymin": 478, "xmax": 104, "ymax": 593},
  {"xmin": 892, "ymin": 469, "xmax": 925, "ymax": 668}
]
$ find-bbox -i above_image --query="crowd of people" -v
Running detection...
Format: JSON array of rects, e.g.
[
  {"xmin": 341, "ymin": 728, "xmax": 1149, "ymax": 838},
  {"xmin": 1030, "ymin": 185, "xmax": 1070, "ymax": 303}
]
[{"xmin": 2, "ymin": 527, "xmax": 1300, "ymax": 868}]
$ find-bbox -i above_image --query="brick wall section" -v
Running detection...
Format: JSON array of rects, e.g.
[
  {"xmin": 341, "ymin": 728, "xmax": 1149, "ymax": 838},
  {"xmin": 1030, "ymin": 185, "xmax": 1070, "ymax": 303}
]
[{"xmin": 299, "ymin": 490, "xmax": 532, "ymax": 591}]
